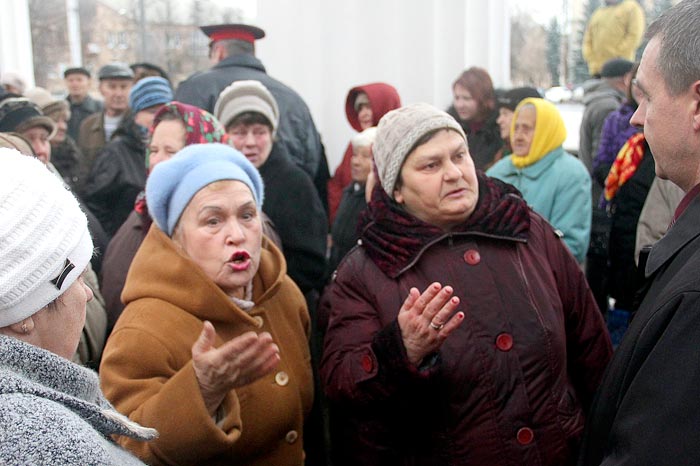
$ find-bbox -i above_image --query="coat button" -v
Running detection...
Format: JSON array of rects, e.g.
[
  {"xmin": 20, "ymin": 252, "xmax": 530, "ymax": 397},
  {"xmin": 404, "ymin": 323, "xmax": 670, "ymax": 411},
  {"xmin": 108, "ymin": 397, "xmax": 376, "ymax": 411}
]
[
  {"xmin": 275, "ymin": 371, "xmax": 289, "ymax": 386},
  {"xmin": 252, "ymin": 316, "xmax": 264, "ymax": 328},
  {"xmin": 516, "ymin": 427, "xmax": 534, "ymax": 445},
  {"xmin": 360, "ymin": 354, "xmax": 374, "ymax": 373},
  {"xmin": 496, "ymin": 333, "xmax": 513, "ymax": 351},
  {"xmin": 285, "ymin": 430, "xmax": 299, "ymax": 444},
  {"xmin": 463, "ymin": 249, "xmax": 481, "ymax": 265}
]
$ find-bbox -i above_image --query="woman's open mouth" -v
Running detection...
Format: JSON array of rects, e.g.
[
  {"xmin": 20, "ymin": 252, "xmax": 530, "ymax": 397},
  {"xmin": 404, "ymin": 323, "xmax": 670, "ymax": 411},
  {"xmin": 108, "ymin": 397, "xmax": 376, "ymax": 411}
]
[{"xmin": 228, "ymin": 251, "xmax": 251, "ymax": 271}]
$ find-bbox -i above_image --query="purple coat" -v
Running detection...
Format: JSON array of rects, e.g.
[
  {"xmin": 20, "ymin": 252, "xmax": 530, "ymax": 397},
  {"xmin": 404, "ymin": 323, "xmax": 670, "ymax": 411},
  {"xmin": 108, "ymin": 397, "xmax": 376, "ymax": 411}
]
[{"xmin": 592, "ymin": 103, "xmax": 639, "ymax": 177}]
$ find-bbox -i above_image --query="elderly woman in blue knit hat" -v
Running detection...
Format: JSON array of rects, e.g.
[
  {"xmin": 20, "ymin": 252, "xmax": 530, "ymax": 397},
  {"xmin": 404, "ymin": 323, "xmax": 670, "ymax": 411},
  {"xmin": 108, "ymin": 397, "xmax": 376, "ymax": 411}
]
[
  {"xmin": 100, "ymin": 143, "xmax": 313, "ymax": 466},
  {"xmin": 0, "ymin": 149, "xmax": 156, "ymax": 464}
]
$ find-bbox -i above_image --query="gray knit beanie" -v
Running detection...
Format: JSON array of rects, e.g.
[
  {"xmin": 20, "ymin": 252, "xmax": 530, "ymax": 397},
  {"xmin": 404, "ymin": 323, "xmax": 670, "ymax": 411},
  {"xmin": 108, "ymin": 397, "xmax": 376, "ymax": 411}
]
[
  {"xmin": 373, "ymin": 103, "xmax": 466, "ymax": 196},
  {"xmin": 214, "ymin": 80, "xmax": 280, "ymax": 137}
]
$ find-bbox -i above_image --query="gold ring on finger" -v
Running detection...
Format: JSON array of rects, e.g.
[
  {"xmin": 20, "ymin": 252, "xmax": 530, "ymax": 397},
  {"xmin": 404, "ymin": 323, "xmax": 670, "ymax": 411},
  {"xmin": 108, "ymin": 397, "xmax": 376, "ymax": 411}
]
[{"xmin": 429, "ymin": 321, "xmax": 444, "ymax": 331}]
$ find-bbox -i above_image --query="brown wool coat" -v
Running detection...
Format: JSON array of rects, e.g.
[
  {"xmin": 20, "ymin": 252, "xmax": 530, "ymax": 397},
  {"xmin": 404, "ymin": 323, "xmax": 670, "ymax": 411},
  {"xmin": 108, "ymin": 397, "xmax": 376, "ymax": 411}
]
[
  {"xmin": 100, "ymin": 226, "xmax": 313, "ymax": 466},
  {"xmin": 77, "ymin": 111, "xmax": 107, "ymax": 172}
]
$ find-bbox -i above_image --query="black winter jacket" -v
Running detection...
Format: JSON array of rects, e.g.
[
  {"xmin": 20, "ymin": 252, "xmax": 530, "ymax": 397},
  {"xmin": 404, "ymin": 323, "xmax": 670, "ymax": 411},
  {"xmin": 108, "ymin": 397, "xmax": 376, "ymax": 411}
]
[{"xmin": 83, "ymin": 116, "xmax": 147, "ymax": 238}]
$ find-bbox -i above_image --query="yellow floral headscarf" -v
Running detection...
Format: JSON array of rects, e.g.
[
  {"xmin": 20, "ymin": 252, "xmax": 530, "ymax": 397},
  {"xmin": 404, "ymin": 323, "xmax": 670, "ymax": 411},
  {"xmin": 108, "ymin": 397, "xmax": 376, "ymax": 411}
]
[{"xmin": 510, "ymin": 98, "xmax": 567, "ymax": 169}]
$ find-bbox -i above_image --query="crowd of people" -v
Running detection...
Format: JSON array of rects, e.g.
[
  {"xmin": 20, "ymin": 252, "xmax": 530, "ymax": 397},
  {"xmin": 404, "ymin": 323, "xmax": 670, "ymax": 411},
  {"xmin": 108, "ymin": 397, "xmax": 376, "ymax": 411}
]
[{"xmin": 1, "ymin": 0, "xmax": 700, "ymax": 464}]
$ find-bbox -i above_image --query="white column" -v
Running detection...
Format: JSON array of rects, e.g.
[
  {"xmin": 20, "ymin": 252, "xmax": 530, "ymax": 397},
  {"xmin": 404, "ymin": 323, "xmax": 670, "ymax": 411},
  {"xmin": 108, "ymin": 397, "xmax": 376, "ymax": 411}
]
[
  {"xmin": 66, "ymin": 0, "xmax": 82, "ymax": 66},
  {"xmin": 255, "ymin": 0, "xmax": 511, "ymax": 171},
  {"xmin": 0, "ymin": 0, "xmax": 35, "ymax": 88}
]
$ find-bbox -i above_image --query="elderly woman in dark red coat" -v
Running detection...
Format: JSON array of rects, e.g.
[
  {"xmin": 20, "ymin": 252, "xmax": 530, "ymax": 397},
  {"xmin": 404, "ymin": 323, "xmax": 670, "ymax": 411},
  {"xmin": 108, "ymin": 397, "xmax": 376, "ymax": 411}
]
[{"xmin": 320, "ymin": 103, "xmax": 612, "ymax": 466}]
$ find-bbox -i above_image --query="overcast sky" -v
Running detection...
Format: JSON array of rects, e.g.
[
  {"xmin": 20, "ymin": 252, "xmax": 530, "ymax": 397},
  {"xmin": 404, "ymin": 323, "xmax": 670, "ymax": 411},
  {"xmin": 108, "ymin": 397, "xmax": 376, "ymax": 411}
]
[{"xmin": 106, "ymin": 0, "xmax": 566, "ymax": 26}]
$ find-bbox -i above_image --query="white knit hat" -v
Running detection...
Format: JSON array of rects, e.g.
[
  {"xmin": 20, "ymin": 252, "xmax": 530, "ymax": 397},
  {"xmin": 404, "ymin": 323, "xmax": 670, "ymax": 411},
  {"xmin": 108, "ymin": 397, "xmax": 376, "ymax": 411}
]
[
  {"xmin": 214, "ymin": 80, "xmax": 280, "ymax": 137},
  {"xmin": 0, "ymin": 149, "xmax": 93, "ymax": 327},
  {"xmin": 373, "ymin": 103, "xmax": 466, "ymax": 196}
]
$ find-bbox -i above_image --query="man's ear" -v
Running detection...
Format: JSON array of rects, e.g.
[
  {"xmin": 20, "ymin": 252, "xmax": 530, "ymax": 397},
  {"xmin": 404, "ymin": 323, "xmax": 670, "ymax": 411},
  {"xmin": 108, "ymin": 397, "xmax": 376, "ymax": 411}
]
[
  {"xmin": 692, "ymin": 80, "xmax": 700, "ymax": 132},
  {"xmin": 211, "ymin": 43, "xmax": 225, "ymax": 63}
]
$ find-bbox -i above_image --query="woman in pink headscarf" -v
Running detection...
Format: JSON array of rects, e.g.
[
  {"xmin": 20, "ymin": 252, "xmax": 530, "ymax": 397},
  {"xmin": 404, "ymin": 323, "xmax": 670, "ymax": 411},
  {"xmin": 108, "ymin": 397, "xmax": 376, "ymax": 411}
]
[{"xmin": 100, "ymin": 102, "xmax": 227, "ymax": 333}]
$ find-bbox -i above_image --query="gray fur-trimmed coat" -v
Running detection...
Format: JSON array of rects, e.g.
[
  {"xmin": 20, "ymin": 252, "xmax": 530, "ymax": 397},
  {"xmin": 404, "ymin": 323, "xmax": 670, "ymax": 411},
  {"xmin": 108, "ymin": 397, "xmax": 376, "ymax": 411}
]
[{"xmin": 0, "ymin": 335, "xmax": 156, "ymax": 465}]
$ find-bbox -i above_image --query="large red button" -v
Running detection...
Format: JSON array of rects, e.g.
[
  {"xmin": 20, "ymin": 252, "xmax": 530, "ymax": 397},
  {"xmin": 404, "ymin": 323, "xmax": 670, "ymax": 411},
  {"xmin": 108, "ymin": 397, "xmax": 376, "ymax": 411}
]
[
  {"xmin": 496, "ymin": 333, "xmax": 513, "ymax": 351},
  {"xmin": 360, "ymin": 354, "xmax": 374, "ymax": 373},
  {"xmin": 517, "ymin": 427, "xmax": 534, "ymax": 445},
  {"xmin": 463, "ymin": 249, "xmax": 481, "ymax": 265}
]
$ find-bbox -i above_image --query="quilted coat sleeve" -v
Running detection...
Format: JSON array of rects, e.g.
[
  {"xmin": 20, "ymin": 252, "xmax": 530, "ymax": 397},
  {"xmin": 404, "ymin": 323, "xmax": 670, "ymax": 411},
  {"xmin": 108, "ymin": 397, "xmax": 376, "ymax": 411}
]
[
  {"xmin": 320, "ymin": 251, "xmax": 437, "ymax": 407},
  {"xmin": 542, "ymin": 218, "xmax": 613, "ymax": 410}
]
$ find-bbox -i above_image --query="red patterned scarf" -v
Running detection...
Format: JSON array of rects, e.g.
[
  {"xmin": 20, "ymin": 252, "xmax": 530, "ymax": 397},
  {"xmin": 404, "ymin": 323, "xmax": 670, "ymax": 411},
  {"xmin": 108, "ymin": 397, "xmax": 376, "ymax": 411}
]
[
  {"xmin": 604, "ymin": 133, "xmax": 646, "ymax": 202},
  {"xmin": 135, "ymin": 101, "xmax": 227, "ymax": 216}
]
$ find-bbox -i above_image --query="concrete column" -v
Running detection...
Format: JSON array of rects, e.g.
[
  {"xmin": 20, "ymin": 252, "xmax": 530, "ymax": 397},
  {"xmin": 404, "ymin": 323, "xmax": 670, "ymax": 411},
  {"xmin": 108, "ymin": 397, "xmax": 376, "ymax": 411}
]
[{"xmin": 0, "ymin": 0, "xmax": 35, "ymax": 88}]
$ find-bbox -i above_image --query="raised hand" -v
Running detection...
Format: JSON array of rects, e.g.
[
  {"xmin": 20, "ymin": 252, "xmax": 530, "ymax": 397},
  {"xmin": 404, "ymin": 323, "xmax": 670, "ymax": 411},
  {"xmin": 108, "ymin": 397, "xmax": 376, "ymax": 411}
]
[
  {"xmin": 397, "ymin": 282, "xmax": 464, "ymax": 366},
  {"xmin": 192, "ymin": 321, "xmax": 281, "ymax": 415}
]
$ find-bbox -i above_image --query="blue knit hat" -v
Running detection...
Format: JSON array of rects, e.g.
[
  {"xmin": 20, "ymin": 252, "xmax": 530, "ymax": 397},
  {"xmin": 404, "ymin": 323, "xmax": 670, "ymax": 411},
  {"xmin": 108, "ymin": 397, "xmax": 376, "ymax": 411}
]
[
  {"xmin": 146, "ymin": 143, "xmax": 265, "ymax": 236},
  {"xmin": 128, "ymin": 76, "xmax": 173, "ymax": 114}
]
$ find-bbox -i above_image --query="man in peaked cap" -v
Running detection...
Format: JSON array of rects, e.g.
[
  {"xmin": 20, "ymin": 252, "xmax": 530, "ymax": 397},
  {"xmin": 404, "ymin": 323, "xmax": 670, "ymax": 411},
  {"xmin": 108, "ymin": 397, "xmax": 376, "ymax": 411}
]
[
  {"xmin": 174, "ymin": 23, "xmax": 329, "ymax": 211},
  {"xmin": 77, "ymin": 62, "xmax": 134, "ymax": 175}
]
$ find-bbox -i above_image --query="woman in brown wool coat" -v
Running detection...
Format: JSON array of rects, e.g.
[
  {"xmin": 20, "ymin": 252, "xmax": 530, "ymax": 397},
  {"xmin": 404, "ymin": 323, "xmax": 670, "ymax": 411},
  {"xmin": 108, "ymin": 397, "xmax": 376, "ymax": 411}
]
[{"xmin": 100, "ymin": 143, "xmax": 313, "ymax": 466}]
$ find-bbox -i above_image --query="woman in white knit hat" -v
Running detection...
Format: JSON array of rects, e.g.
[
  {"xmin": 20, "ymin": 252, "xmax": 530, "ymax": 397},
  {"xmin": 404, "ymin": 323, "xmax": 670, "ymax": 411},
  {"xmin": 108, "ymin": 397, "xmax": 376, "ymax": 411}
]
[
  {"xmin": 0, "ymin": 149, "xmax": 156, "ymax": 464},
  {"xmin": 320, "ymin": 103, "xmax": 612, "ymax": 465}
]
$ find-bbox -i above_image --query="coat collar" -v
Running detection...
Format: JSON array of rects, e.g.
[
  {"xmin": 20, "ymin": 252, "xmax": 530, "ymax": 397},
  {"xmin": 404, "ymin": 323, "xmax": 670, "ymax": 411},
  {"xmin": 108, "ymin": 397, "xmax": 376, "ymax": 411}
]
[
  {"xmin": 123, "ymin": 225, "xmax": 287, "ymax": 323},
  {"xmin": 359, "ymin": 171, "xmax": 531, "ymax": 278},
  {"xmin": 215, "ymin": 53, "xmax": 266, "ymax": 73},
  {"xmin": 646, "ymin": 192, "xmax": 700, "ymax": 276},
  {"xmin": 503, "ymin": 147, "xmax": 565, "ymax": 179}
]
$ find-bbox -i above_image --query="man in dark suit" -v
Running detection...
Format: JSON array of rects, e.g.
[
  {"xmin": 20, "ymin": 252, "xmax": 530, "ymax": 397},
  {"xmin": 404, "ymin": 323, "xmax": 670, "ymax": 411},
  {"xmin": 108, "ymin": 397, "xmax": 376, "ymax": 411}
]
[{"xmin": 578, "ymin": 1, "xmax": 700, "ymax": 464}]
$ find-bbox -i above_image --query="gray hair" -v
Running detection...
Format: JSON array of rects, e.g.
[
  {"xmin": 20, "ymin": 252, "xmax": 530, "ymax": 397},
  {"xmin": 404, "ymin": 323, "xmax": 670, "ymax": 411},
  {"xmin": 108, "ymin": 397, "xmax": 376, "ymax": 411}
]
[
  {"xmin": 219, "ymin": 39, "xmax": 255, "ymax": 57},
  {"xmin": 646, "ymin": 0, "xmax": 700, "ymax": 96}
]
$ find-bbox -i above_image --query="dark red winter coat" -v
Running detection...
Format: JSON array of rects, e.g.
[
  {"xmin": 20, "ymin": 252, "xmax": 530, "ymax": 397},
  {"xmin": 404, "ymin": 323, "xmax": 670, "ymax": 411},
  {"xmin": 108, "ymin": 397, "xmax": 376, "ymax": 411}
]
[{"xmin": 321, "ymin": 174, "xmax": 612, "ymax": 466}]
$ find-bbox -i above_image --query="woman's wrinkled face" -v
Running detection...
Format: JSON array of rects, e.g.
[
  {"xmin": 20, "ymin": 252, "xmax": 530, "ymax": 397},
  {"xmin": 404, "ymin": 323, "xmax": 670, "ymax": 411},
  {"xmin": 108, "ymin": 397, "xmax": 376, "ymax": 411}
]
[
  {"xmin": 173, "ymin": 180, "xmax": 262, "ymax": 299},
  {"xmin": 228, "ymin": 123, "xmax": 273, "ymax": 168},
  {"xmin": 453, "ymin": 83, "xmax": 478, "ymax": 122},
  {"xmin": 22, "ymin": 126, "xmax": 51, "ymax": 164},
  {"xmin": 511, "ymin": 105, "xmax": 536, "ymax": 157},
  {"xmin": 393, "ymin": 129, "xmax": 478, "ymax": 231},
  {"xmin": 31, "ymin": 272, "xmax": 93, "ymax": 359},
  {"xmin": 149, "ymin": 119, "xmax": 187, "ymax": 171},
  {"xmin": 51, "ymin": 113, "xmax": 69, "ymax": 144},
  {"xmin": 356, "ymin": 94, "xmax": 374, "ymax": 130}
]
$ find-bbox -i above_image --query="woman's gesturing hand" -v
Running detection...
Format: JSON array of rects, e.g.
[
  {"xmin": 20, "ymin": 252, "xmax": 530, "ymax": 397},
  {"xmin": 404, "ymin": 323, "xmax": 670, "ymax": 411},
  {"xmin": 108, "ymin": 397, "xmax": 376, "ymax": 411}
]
[
  {"xmin": 192, "ymin": 321, "xmax": 281, "ymax": 415},
  {"xmin": 397, "ymin": 282, "xmax": 464, "ymax": 366}
]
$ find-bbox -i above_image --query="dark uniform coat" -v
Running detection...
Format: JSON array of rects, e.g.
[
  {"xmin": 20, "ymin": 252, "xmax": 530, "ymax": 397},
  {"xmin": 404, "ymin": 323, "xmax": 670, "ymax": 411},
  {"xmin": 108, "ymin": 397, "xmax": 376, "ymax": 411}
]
[{"xmin": 175, "ymin": 53, "xmax": 324, "ymax": 182}]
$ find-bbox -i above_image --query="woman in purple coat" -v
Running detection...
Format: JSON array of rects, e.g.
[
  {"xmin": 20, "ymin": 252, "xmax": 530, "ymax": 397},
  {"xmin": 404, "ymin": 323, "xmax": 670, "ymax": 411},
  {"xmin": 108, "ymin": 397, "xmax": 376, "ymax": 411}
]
[{"xmin": 321, "ymin": 104, "xmax": 612, "ymax": 465}]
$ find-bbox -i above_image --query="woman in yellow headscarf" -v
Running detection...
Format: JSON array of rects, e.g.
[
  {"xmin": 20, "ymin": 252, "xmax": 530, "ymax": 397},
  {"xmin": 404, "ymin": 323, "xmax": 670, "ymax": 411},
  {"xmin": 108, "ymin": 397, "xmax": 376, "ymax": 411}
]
[{"xmin": 487, "ymin": 98, "xmax": 591, "ymax": 263}]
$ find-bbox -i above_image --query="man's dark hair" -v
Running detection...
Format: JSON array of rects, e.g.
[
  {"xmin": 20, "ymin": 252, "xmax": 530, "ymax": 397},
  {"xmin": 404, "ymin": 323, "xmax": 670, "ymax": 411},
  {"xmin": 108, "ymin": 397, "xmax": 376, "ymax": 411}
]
[{"xmin": 218, "ymin": 39, "xmax": 255, "ymax": 58}]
